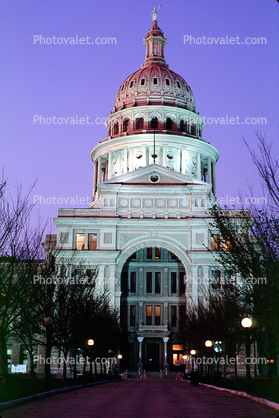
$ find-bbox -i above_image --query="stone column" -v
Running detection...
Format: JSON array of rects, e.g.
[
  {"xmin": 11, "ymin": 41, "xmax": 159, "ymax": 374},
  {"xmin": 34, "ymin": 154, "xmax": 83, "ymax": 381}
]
[
  {"xmin": 92, "ymin": 162, "xmax": 97, "ymax": 196},
  {"xmin": 108, "ymin": 151, "xmax": 112, "ymax": 180},
  {"xmin": 197, "ymin": 152, "xmax": 201, "ymax": 181},
  {"xmin": 137, "ymin": 337, "xmax": 144, "ymax": 371},
  {"xmin": 97, "ymin": 156, "xmax": 102, "ymax": 185},
  {"xmin": 212, "ymin": 162, "xmax": 216, "ymax": 195},
  {"xmin": 207, "ymin": 157, "xmax": 212, "ymax": 184},
  {"xmin": 181, "ymin": 148, "xmax": 186, "ymax": 174},
  {"xmin": 163, "ymin": 337, "xmax": 169, "ymax": 370},
  {"xmin": 162, "ymin": 146, "xmax": 166, "ymax": 167},
  {"xmin": 123, "ymin": 147, "xmax": 128, "ymax": 174}
]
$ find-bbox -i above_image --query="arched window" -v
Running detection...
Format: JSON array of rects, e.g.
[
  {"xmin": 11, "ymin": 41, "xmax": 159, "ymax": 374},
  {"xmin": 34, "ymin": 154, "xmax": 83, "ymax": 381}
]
[
  {"xmin": 166, "ymin": 118, "xmax": 172, "ymax": 130},
  {"xmin": 179, "ymin": 120, "xmax": 184, "ymax": 132},
  {"xmin": 114, "ymin": 122, "xmax": 119, "ymax": 135},
  {"xmin": 123, "ymin": 119, "xmax": 129, "ymax": 132},
  {"xmin": 151, "ymin": 117, "xmax": 158, "ymax": 129},
  {"xmin": 136, "ymin": 117, "xmax": 143, "ymax": 130},
  {"xmin": 191, "ymin": 125, "xmax": 195, "ymax": 135}
]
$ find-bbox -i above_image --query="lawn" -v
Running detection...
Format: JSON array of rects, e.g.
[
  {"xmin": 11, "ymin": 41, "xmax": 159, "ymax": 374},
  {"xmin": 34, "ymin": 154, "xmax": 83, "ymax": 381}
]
[{"xmin": 0, "ymin": 374, "xmax": 117, "ymax": 404}]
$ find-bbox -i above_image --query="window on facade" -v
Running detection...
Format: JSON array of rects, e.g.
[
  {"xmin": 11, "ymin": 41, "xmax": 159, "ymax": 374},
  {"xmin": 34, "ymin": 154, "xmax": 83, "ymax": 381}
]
[
  {"xmin": 130, "ymin": 305, "xmax": 136, "ymax": 327},
  {"xmin": 146, "ymin": 306, "xmax": 152, "ymax": 325},
  {"xmin": 151, "ymin": 117, "xmax": 158, "ymax": 129},
  {"xmin": 179, "ymin": 305, "xmax": 186, "ymax": 325},
  {"xmin": 211, "ymin": 234, "xmax": 221, "ymax": 251},
  {"xmin": 130, "ymin": 252, "xmax": 137, "ymax": 260},
  {"xmin": 153, "ymin": 77, "xmax": 158, "ymax": 85},
  {"xmin": 130, "ymin": 272, "xmax": 136, "ymax": 293},
  {"xmin": 146, "ymin": 272, "xmax": 152, "ymax": 293},
  {"xmin": 129, "ymin": 80, "xmax": 134, "ymax": 88},
  {"xmin": 155, "ymin": 248, "xmax": 161, "ymax": 259},
  {"xmin": 166, "ymin": 78, "xmax": 170, "ymax": 86},
  {"xmin": 121, "ymin": 271, "xmax": 128, "ymax": 294},
  {"xmin": 123, "ymin": 119, "xmax": 129, "ymax": 132},
  {"xmin": 88, "ymin": 233, "xmax": 97, "ymax": 250},
  {"xmin": 120, "ymin": 305, "xmax": 127, "ymax": 327},
  {"xmin": 223, "ymin": 236, "xmax": 232, "ymax": 251},
  {"xmin": 171, "ymin": 272, "xmax": 177, "ymax": 293},
  {"xmin": 147, "ymin": 248, "xmax": 152, "ymax": 259},
  {"xmin": 209, "ymin": 269, "xmax": 221, "ymax": 289},
  {"xmin": 179, "ymin": 120, "xmax": 184, "ymax": 132},
  {"xmin": 155, "ymin": 306, "xmax": 160, "ymax": 325},
  {"xmin": 171, "ymin": 306, "xmax": 177, "ymax": 328},
  {"xmin": 136, "ymin": 117, "xmax": 144, "ymax": 130},
  {"xmin": 171, "ymin": 252, "xmax": 178, "ymax": 260},
  {"xmin": 141, "ymin": 78, "xmax": 145, "ymax": 86},
  {"xmin": 155, "ymin": 272, "xmax": 161, "ymax": 294},
  {"xmin": 76, "ymin": 233, "xmax": 85, "ymax": 250},
  {"xmin": 121, "ymin": 84, "xmax": 125, "ymax": 92},
  {"xmin": 166, "ymin": 118, "xmax": 172, "ymax": 130},
  {"xmin": 177, "ymin": 80, "xmax": 181, "ymax": 88},
  {"xmin": 179, "ymin": 272, "xmax": 185, "ymax": 294},
  {"xmin": 114, "ymin": 122, "xmax": 119, "ymax": 135}
]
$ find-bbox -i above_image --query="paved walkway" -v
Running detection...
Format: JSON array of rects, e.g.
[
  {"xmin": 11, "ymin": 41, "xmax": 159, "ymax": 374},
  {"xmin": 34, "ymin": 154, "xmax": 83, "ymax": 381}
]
[{"xmin": 1, "ymin": 380, "xmax": 278, "ymax": 418}]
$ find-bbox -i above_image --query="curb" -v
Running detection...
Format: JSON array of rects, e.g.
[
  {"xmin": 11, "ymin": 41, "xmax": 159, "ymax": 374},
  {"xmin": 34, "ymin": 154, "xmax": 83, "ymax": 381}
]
[
  {"xmin": 0, "ymin": 379, "xmax": 121, "ymax": 411},
  {"xmin": 201, "ymin": 383, "xmax": 279, "ymax": 411},
  {"xmin": 182, "ymin": 379, "xmax": 279, "ymax": 411}
]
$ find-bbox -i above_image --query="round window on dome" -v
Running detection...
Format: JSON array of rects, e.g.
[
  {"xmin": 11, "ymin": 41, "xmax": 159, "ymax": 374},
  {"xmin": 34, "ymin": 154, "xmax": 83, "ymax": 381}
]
[
  {"xmin": 167, "ymin": 153, "xmax": 173, "ymax": 160},
  {"xmin": 136, "ymin": 152, "xmax": 143, "ymax": 159}
]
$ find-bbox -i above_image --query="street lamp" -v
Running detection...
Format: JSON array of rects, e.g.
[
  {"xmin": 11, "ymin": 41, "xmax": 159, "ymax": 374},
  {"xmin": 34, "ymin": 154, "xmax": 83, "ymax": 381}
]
[
  {"xmin": 205, "ymin": 340, "xmax": 213, "ymax": 348},
  {"xmin": 241, "ymin": 317, "xmax": 252, "ymax": 384}
]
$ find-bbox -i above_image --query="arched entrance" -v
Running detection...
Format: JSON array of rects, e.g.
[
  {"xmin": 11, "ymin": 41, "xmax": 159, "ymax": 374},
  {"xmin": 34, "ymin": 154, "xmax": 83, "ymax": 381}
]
[{"xmin": 118, "ymin": 245, "xmax": 189, "ymax": 371}]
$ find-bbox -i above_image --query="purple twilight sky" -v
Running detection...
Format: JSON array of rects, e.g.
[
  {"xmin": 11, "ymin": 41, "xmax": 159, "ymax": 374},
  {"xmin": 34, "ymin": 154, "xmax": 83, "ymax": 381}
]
[{"xmin": 1, "ymin": 0, "xmax": 278, "ymax": 231}]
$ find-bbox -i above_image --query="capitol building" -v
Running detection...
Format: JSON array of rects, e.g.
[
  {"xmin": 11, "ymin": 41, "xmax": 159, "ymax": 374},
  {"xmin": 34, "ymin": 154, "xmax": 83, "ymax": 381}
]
[{"xmin": 54, "ymin": 11, "xmax": 220, "ymax": 372}]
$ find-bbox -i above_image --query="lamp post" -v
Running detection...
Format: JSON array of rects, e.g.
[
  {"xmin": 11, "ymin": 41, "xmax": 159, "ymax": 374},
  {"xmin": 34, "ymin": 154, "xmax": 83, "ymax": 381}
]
[
  {"xmin": 205, "ymin": 340, "xmax": 213, "ymax": 380},
  {"xmin": 190, "ymin": 349, "xmax": 196, "ymax": 372},
  {"xmin": 241, "ymin": 317, "xmax": 252, "ymax": 384},
  {"xmin": 118, "ymin": 354, "xmax": 122, "ymax": 374},
  {"xmin": 87, "ymin": 339, "xmax": 94, "ymax": 379},
  {"xmin": 44, "ymin": 317, "xmax": 54, "ymax": 387}
]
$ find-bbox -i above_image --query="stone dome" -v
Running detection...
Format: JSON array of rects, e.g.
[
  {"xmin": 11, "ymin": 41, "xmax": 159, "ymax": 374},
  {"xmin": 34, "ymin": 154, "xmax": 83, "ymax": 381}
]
[
  {"xmin": 112, "ymin": 22, "xmax": 196, "ymax": 114},
  {"xmin": 113, "ymin": 65, "xmax": 196, "ymax": 114}
]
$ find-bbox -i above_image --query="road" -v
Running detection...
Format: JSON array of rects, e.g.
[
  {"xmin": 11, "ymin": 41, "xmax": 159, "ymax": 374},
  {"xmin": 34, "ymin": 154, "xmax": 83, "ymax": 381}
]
[{"xmin": 0, "ymin": 380, "xmax": 277, "ymax": 418}]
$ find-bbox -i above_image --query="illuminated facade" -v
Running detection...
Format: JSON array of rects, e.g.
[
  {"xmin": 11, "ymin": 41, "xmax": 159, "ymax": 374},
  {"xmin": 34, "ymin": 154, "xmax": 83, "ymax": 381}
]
[{"xmin": 54, "ymin": 14, "xmax": 220, "ymax": 371}]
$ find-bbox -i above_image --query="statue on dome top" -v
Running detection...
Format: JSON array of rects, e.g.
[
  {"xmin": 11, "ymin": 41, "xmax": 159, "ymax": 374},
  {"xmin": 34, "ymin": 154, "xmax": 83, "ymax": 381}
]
[{"xmin": 151, "ymin": 5, "xmax": 161, "ymax": 24}]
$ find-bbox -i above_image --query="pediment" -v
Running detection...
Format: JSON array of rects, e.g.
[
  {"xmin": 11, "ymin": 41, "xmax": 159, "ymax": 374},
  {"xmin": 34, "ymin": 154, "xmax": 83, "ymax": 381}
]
[{"xmin": 103, "ymin": 164, "xmax": 207, "ymax": 186}]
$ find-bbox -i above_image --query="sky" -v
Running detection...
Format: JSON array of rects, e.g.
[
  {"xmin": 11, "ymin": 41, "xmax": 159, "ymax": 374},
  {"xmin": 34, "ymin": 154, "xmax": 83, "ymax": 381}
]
[{"xmin": 1, "ymin": 0, "xmax": 278, "ymax": 231}]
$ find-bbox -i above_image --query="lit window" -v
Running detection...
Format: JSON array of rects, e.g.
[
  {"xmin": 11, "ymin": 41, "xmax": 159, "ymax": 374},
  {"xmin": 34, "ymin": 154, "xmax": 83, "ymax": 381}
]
[
  {"xmin": 223, "ymin": 236, "xmax": 232, "ymax": 251},
  {"xmin": 146, "ymin": 306, "xmax": 152, "ymax": 325},
  {"xmin": 155, "ymin": 248, "xmax": 161, "ymax": 259},
  {"xmin": 155, "ymin": 306, "xmax": 160, "ymax": 325},
  {"xmin": 211, "ymin": 234, "xmax": 220, "ymax": 251},
  {"xmin": 88, "ymin": 233, "xmax": 97, "ymax": 250},
  {"xmin": 76, "ymin": 233, "xmax": 85, "ymax": 250}
]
